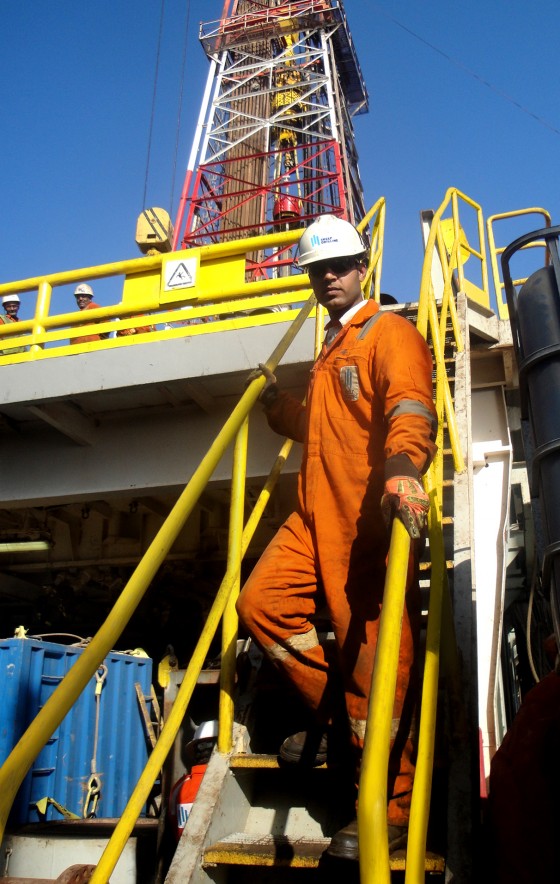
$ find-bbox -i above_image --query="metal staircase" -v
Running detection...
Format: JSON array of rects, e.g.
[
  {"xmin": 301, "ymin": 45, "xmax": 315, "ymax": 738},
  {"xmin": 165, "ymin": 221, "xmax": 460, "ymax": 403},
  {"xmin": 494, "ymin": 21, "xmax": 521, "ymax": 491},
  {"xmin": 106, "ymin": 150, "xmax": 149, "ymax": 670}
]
[{"xmin": 161, "ymin": 295, "xmax": 462, "ymax": 883}]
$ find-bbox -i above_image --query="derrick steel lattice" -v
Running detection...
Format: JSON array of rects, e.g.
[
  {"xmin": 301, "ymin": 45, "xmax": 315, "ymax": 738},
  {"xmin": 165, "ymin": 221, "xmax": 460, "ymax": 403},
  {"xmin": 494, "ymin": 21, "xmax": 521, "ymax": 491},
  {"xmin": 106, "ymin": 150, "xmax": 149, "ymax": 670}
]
[{"xmin": 174, "ymin": 0, "xmax": 369, "ymax": 276}]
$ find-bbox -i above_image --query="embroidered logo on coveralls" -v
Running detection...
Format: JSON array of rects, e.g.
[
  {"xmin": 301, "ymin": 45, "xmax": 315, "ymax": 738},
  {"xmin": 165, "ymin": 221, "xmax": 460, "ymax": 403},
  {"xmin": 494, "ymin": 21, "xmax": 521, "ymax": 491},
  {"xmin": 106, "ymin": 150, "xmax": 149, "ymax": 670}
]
[{"xmin": 339, "ymin": 365, "xmax": 360, "ymax": 401}]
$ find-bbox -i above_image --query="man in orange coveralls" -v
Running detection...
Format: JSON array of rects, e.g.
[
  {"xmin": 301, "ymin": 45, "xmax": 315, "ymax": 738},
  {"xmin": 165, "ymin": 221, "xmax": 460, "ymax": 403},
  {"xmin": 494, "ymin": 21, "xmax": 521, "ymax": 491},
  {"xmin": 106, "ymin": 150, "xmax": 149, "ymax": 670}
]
[
  {"xmin": 72, "ymin": 283, "xmax": 110, "ymax": 344},
  {"xmin": 236, "ymin": 214, "xmax": 437, "ymax": 861}
]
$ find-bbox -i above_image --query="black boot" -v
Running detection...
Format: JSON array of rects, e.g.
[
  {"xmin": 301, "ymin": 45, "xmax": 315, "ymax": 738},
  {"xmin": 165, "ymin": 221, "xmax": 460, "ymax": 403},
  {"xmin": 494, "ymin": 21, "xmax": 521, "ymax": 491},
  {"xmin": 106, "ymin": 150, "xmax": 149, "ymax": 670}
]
[
  {"xmin": 279, "ymin": 728, "xmax": 329, "ymax": 765},
  {"xmin": 326, "ymin": 818, "xmax": 408, "ymax": 861}
]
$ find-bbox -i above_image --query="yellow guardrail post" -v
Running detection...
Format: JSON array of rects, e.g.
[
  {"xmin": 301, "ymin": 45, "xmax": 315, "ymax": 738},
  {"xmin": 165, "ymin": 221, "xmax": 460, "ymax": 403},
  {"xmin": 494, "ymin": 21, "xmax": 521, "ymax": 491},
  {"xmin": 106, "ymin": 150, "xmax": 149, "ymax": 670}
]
[
  {"xmin": 358, "ymin": 517, "xmax": 411, "ymax": 884},
  {"xmin": 218, "ymin": 416, "xmax": 249, "ymax": 755},
  {"xmin": 31, "ymin": 280, "xmax": 52, "ymax": 353},
  {"xmin": 405, "ymin": 461, "xmax": 443, "ymax": 883},
  {"xmin": 357, "ymin": 197, "xmax": 386, "ymax": 303}
]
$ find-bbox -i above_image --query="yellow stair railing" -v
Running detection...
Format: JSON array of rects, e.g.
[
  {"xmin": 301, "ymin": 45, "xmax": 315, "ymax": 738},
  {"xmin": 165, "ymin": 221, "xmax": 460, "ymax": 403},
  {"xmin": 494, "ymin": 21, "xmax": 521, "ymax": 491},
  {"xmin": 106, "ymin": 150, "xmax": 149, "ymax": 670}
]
[
  {"xmin": 0, "ymin": 201, "xmax": 386, "ymax": 883},
  {"xmin": 0, "ymin": 289, "xmax": 314, "ymax": 842},
  {"xmin": 486, "ymin": 207, "xmax": 552, "ymax": 319},
  {"xmin": 360, "ymin": 187, "xmax": 488, "ymax": 882}
]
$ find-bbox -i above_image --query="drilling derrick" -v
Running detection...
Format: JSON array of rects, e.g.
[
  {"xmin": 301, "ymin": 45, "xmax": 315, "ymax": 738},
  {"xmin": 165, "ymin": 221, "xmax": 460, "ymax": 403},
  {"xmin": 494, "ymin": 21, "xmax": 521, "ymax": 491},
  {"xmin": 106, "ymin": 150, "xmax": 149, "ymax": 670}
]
[{"xmin": 173, "ymin": 0, "xmax": 368, "ymax": 276}]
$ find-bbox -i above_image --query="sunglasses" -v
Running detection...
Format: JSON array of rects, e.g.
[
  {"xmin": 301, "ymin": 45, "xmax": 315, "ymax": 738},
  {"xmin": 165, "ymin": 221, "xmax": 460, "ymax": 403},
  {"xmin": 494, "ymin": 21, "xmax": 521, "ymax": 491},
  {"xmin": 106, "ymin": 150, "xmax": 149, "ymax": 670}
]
[{"xmin": 306, "ymin": 256, "xmax": 359, "ymax": 277}]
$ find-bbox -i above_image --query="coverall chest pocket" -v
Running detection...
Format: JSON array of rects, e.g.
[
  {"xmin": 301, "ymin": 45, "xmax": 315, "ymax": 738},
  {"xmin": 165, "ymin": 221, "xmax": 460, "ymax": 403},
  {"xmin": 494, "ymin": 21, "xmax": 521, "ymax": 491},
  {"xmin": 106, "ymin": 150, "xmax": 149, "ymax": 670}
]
[
  {"xmin": 332, "ymin": 352, "xmax": 370, "ymax": 406},
  {"xmin": 339, "ymin": 364, "xmax": 360, "ymax": 402}
]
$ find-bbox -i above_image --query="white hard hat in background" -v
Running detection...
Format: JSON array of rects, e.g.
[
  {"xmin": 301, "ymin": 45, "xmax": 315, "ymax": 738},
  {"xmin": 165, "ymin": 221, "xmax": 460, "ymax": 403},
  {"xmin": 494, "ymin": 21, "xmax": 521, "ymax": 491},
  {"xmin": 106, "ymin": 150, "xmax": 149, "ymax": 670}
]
[
  {"xmin": 191, "ymin": 720, "xmax": 218, "ymax": 744},
  {"xmin": 187, "ymin": 720, "xmax": 218, "ymax": 749},
  {"xmin": 296, "ymin": 214, "xmax": 366, "ymax": 267},
  {"xmin": 2, "ymin": 294, "xmax": 21, "ymax": 305},
  {"xmin": 74, "ymin": 283, "xmax": 94, "ymax": 297}
]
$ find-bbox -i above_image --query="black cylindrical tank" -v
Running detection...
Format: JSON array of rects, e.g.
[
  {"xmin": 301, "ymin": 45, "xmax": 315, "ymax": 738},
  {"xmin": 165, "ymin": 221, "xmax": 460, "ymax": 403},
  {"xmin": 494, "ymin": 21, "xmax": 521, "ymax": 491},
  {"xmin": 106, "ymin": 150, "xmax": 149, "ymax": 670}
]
[{"xmin": 503, "ymin": 227, "xmax": 560, "ymax": 634}]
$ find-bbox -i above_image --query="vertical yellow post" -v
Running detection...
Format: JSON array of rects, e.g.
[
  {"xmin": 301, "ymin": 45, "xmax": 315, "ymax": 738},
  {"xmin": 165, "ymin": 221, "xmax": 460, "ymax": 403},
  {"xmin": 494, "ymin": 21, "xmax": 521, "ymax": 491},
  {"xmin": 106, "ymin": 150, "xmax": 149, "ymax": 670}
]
[
  {"xmin": 31, "ymin": 280, "xmax": 52, "ymax": 352},
  {"xmin": 218, "ymin": 416, "xmax": 249, "ymax": 754},
  {"xmin": 358, "ymin": 518, "xmax": 411, "ymax": 884},
  {"xmin": 405, "ymin": 467, "xmax": 443, "ymax": 884}
]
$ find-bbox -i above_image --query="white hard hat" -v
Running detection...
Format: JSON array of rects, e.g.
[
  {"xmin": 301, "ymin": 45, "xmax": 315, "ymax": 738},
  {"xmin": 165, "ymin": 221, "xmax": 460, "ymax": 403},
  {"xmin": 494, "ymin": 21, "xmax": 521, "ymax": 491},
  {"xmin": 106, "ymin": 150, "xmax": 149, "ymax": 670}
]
[
  {"xmin": 296, "ymin": 215, "xmax": 366, "ymax": 267},
  {"xmin": 2, "ymin": 294, "xmax": 20, "ymax": 305},
  {"xmin": 186, "ymin": 720, "xmax": 218, "ymax": 752},
  {"xmin": 191, "ymin": 720, "xmax": 218, "ymax": 743},
  {"xmin": 74, "ymin": 283, "xmax": 93, "ymax": 297}
]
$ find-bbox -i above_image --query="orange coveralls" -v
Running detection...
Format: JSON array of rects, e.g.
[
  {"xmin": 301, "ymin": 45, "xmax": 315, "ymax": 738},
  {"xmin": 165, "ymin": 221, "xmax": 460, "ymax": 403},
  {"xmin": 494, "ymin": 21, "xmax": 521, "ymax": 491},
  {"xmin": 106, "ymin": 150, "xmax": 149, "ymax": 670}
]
[
  {"xmin": 72, "ymin": 301, "xmax": 109, "ymax": 344},
  {"xmin": 237, "ymin": 299, "xmax": 437, "ymax": 825}
]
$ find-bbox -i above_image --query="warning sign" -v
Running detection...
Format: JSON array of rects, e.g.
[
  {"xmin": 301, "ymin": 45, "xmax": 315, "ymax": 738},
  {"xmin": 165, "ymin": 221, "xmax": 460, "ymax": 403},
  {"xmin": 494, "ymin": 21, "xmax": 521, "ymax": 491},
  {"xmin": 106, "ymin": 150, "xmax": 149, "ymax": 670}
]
[{"xmin": 164, "ymin": 257, "xmax": 198, "ymax": 291}]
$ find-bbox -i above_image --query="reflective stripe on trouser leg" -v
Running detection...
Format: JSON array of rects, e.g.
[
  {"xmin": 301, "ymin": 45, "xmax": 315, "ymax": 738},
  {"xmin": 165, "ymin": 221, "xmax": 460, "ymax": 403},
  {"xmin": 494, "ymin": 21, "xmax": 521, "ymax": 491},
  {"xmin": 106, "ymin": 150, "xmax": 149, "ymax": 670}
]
[{"xmin": 236, "ymin": 511, "xmax": 333, "ymax": 718}]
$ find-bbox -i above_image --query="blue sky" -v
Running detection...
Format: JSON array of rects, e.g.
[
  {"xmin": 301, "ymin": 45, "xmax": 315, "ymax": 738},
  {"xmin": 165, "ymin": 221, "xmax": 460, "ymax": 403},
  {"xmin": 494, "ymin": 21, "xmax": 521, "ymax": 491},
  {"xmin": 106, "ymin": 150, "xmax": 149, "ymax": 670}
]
[{"xmin": 2, "ymin": 0, "xmax": 560, "ymax": 316}]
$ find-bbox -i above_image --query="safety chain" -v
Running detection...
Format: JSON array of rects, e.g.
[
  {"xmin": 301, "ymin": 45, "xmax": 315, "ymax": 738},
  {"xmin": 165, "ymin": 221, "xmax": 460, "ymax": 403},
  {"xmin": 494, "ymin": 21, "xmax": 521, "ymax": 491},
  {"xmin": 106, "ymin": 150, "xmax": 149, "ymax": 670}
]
[{"xmin": 83, "ymin": 664, "xmax": 108, "ymax": 818}]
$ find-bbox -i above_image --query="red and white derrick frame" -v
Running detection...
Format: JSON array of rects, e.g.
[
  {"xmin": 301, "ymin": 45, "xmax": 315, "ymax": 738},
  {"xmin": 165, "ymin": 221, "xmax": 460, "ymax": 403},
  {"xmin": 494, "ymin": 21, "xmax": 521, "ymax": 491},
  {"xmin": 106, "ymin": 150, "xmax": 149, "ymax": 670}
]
[{"xmin": 173, "ymin": 0, "xmax": 369, "ymax": 278}]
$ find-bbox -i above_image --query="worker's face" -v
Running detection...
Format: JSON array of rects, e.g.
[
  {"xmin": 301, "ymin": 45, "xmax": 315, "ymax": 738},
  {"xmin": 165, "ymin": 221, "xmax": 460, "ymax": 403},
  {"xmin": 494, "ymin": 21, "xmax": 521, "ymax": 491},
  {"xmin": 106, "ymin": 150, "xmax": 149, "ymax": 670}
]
[
  {"xmin": 307, "ymin": 257, "xmax": 366, "ymax": 320},
  {"xmin": 76, "ymin": 295, "xmax": 92, "ymax": 310},
  {"xmin": 4, "ymin": 301, "xmax": 19, "ymax": 317}
]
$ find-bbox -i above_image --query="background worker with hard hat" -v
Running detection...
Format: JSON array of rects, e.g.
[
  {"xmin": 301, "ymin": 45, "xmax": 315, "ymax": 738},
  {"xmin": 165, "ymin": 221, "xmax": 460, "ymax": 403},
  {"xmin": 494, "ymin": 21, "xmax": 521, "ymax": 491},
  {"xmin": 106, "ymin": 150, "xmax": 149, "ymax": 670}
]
[
  {"xmin": 71, "ymin": 283, "xmax": 109, "ymax": 344},
  {"xmin": 0, "ymin": 294, "xmax": 26, "ymax": 355},
  {"xmin": 237, "ymin": 214, "xmax": 437, "ymax": 861},
  {"xmin": 168, "ymin": 720, "xmax": 218, "ymax": 842}
]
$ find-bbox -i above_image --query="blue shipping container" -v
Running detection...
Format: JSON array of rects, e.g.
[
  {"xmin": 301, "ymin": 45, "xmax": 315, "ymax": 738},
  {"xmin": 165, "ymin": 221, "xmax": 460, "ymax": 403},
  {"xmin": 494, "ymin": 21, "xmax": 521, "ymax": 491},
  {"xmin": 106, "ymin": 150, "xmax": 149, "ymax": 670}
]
[{"xmin": 0, "ymin": 637, "xmax": 153, "ymax": 824}]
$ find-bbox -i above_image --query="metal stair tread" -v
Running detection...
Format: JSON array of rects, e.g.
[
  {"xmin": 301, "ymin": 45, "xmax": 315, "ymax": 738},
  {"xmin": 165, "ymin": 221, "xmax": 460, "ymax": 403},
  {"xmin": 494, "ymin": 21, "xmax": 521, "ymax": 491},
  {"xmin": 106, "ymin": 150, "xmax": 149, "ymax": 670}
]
[
  {"xmin": 230, "ymin": 752, "xmax": 328, "ymax": 769},
  {"xmin": 202, "ymin": 832, "xmax": 446, "ymax": 871},
  {"xmin": 203, "ymin": 833, "xmax": 331, "ymax": 867}
]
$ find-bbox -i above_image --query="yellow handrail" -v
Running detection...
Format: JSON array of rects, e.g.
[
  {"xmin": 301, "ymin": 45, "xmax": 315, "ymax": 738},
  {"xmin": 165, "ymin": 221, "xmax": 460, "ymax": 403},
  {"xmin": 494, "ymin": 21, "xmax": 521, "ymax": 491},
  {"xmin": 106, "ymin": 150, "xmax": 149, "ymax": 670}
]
[
  {"xmin": 0, "ymin": 291, "xmax": 316, "ymax": 844},
  {"xmin": 0, "ymin": 201, "xmax": 389, "ymax": 879},
  {"xmin": 357, "ymin": 196, "xmax": 386, "ymax": 302},
  {"xmin": 486, "ymin": 207, "xmax": 552, "ymax": 320},
  {"xmin": 0, "ymin": 228, "xmax": 311, "ymax": 363},
  {"xmin": 218, "ymin": 417, "xmax": 249, "ymax": 754},
  {"xmin": 417, "ymin": 187, "xmax": 480, "ymax": 475},
  {"xmin": 358, "ymin": 517, "xmax": 411, "ymax": 884},
  {"xmin": 360, "ymin": 189, "xmax": 471, "ymax": 882}
]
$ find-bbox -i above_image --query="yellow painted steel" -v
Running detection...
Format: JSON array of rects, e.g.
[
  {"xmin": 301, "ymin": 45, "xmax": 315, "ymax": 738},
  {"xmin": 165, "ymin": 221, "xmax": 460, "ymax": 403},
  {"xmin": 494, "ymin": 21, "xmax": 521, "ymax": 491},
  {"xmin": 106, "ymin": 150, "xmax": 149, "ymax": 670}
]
[
  {"xmin": 405, "ymin": 463, "xmax": 444, "ymax": 882},
  {"xmin": 0, "ymin": 292, "xmax": 316, "ymax": 845},
  {"xmin": 417, "ymin": 188, "xmax": 474, "ymax": 475},
  {"xmin": 90, "ymin": 559, "xmax": 248, "ymax": 883},
  {"xmin": 218, "ymin": 417, "xmax": 249, "ymax": 755},
  {"xmin": 0, "ymin": 227, "xmax": 311, "ymax": 361},
  {"xmin": 0, "ymin": 203, "xmax": 387, "ymax": 361},
  {"xmin": 359, "ymin": 190, "xmax": 470, "ymax": 880},
  {"xmin": 357, "ymin": 197, "xmax": 386, "ymax": 303},
  {"xmin": 84, "ymin": 202, "xmax": 387, "ymax": 880},
  {"xmin": 358, "ymin": 517, "xmax": 411, "ymax": 884},
  {"xmin": 89, "ymin": 433, "xmax": 304, "ymax": 884},
  {"xmin": 486, "ymin": 207, "xmax": 552, "ymax": 320},
  {"xmin": 0, "ymin": 203, "xmax": 389, "ymax": 875},
  {"xmin": 30, "ymin": 280, "xmax": 52, "ymax": 353}
]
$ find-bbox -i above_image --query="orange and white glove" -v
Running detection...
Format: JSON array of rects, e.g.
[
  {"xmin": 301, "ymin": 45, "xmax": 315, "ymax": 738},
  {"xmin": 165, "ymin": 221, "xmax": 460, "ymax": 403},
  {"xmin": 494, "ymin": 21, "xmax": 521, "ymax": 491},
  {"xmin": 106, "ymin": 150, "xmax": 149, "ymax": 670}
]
[{"xmin": 381, "ymin": 476, "xmax": 429, "ymax": 539}]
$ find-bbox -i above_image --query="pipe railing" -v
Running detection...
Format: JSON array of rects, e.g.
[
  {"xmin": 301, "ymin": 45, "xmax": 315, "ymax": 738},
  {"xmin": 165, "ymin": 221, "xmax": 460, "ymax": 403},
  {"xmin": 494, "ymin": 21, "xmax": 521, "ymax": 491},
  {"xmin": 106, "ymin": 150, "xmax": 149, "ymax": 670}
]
[
  {"xmin": 360, "ymin": 188, "xmax": 474, "ymax": 882},
  {"xmin": 0, "ymin": 290, "xmax": 316, "ymax": 846},
  {"xmin": 0, "ymin": 191, "xmax": 465, "ymax": 882},
  {"xmin": 88, "ymin": 200, "xmax": 386, "ymax": 881},
  {"xmin": 4, "ymin": 198, "xmax": 457, "ymax": 884},
  {"xmin": 486, "ymin": 207, "xmax": 552, "ymax": 320},
  {"xmin": 0, "ymin": 228, "xmax": 312, "ymax": 363},
  {"xmin": 416, "ymin": 187, "xmax": 487, "ymax": 475}
]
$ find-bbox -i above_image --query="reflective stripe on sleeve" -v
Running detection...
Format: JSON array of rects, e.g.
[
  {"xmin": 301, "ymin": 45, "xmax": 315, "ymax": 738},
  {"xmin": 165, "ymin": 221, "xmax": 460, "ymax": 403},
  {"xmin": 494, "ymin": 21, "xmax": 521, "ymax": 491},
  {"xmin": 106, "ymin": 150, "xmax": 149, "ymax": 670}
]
[
  {"xmin": 265, "ymin": 627, "xmax": 320, "ymax": 664},
  {"xmin": 387, "ymin": 398, "xmax": 437, "ymax": 434}
]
